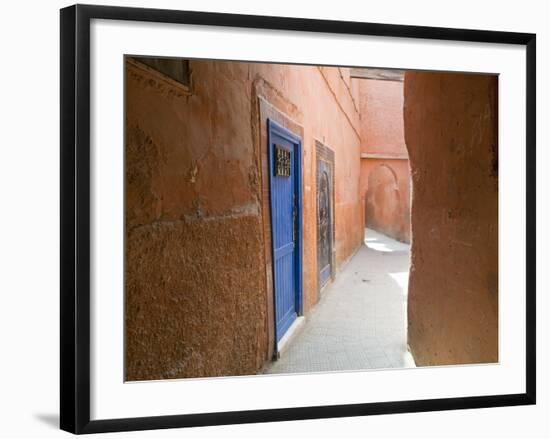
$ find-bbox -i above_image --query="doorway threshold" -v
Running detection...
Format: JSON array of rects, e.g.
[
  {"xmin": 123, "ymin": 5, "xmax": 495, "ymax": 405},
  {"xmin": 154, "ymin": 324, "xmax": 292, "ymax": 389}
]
[{"xmin": 277, "ymin": 316, "xmax": 306, "ymax": 358}]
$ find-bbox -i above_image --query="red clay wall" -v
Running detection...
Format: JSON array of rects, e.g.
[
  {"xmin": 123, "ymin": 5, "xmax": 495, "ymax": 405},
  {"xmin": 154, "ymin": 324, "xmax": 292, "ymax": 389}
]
[
  {"xmin": 360, "ymin": 159, "xmax": 411, "ymax": 242},
  {"xmin": 357, "ymin": 79, "xmax": 411, "ymax": 243},
  {"xmin": 251, "ymin": 64, "xmax": 363, "ymax": 312},
  {"xmin": 360, "ymin": 79, "xmax": 406, "ymax": 154},
  {"xmin": 125, "ymin": 59, "xmax": 363, "ymax": 380},
  {"xmin": 404, "ymin": 71, "xmax": 498, "ymax": 365}
]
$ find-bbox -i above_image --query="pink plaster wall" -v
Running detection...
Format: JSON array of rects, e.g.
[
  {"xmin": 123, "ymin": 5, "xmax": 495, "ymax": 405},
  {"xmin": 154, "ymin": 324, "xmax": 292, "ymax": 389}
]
[
  {"xmin": 125, "ymin": 58, "xmax": 364, "ymax": 380},
  {"xmin": 360, "ymin": 159, "xmax": 411, "ymax": 243},
  {"xmin": 404, "ymin": 71, "xmax": 498, "ymax": 365},
  {"xmin": 357, "ymin": 79, "xmax": 411, "ymax": 242},
  {"xmin": 359, "ymin": 79, "xmax": 406, "ymax": 155}
]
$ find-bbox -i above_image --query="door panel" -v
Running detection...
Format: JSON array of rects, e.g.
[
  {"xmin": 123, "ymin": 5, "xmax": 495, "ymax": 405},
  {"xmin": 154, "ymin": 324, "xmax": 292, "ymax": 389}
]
[
  {"xmin": 268, "ymin": 120, "xmax": 302, "ymax": 342},
  {"xmin": 317, "ymin": 159, "xmax": 333, "ymax": 287},
  {"xmin": 318, "ymin": 169, "xmax": 332, "ymax": 286}
]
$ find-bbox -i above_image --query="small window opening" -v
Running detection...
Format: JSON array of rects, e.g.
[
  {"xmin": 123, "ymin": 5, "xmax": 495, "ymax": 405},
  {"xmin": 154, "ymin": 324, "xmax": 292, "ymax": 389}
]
[{"xmin": 131, "ymin": 56, "xmax": 191, "ymax": 88}]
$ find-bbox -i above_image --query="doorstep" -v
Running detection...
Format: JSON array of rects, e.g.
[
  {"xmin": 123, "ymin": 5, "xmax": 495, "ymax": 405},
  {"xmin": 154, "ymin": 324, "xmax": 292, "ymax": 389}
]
[{"xmin": 276, "ymin": 316, "xmax": 306, "ymax": 357}]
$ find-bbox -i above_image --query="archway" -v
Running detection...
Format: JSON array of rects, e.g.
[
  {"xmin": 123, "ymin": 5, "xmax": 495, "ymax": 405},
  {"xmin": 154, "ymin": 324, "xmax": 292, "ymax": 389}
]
[{"xmin": 364, "ymin": 164, "xmax": 403, "ymax": 242}]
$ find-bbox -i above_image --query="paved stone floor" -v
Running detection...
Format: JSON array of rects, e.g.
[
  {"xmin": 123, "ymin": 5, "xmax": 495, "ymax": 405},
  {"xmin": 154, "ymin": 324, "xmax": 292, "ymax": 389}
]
[{"xmin": 264, "ymin": 228, "xmax": 415, "ymax": 375}]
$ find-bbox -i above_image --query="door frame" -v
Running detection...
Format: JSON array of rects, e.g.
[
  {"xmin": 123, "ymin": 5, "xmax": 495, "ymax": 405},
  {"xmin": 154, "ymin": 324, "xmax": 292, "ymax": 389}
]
[{"xmin": 267, "ymin": 118, "xmax": 304, "ymax": 342}]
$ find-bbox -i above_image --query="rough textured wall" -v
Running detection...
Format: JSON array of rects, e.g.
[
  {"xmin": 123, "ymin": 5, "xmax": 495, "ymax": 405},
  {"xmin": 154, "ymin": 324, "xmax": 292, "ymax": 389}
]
[
  {"xmin": 125, "ymin": 59, "xmax": 363, "ymax": 380},
  {"xmin": 404, "ymin": 71, "xmax": 498, "ymax": 366},
  {"xmin": 357, "ymin": 79, "xmax": 411, "ymax": 242},
  {"xmin": 125, "ymin": 59, "xmax": 267, "ymax": 380}
]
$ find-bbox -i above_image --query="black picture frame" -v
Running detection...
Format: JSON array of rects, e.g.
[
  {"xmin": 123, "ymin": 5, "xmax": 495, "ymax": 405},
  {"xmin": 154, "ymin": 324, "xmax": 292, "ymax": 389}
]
[{"xmin": 60, "ymin": 4, "xmax": 536, "ymax": 434}]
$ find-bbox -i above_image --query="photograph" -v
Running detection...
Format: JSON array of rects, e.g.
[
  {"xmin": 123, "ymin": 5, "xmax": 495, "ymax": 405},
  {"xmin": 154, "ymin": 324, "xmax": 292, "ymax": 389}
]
[
  {"xmin": 0, "ymin": 0, "xmax": 542, "ymax": 436},
  {"xmin": 56, "ymin": 2, "xmax": 536, "ymax": 434},
  {"xmin": 123, "ymin": 56, "xmax": 499, "ymax": 382}
]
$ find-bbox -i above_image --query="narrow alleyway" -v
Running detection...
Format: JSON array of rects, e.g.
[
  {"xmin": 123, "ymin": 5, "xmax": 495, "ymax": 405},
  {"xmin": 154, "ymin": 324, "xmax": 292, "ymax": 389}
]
[{"xmin": 264, "ymin": 228, "xmax": 415, "ymax": 374}]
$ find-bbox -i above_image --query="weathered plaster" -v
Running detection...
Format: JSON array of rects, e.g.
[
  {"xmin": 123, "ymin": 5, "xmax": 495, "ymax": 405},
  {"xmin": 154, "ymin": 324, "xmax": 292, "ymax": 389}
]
[
  {"xmin": 404, "ymin": 71, "xmax": 498, "ymax": 365},
  {"xmin": 125, "ymin": 59, "xmax": 363, "ymax": 380}
]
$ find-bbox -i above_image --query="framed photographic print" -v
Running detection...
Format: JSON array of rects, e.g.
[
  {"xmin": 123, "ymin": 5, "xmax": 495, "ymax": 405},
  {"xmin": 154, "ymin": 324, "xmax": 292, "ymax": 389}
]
[{"xmin": 60, "ymin": 4, "xmax": 536, "ymax": 434}]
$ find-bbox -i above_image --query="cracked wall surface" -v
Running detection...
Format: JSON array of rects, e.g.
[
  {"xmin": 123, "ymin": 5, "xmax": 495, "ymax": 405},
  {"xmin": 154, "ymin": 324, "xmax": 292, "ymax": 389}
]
[{"xmin": 404, "ymin": 71, "xmax": 498, "ymax": 366}]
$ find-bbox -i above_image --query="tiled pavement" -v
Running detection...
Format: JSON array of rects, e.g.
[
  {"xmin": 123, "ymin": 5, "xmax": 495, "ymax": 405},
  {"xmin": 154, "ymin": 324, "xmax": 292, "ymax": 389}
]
[{"xmin": 264, "ymin": 228, "xmax": 415, "ymax": 375}]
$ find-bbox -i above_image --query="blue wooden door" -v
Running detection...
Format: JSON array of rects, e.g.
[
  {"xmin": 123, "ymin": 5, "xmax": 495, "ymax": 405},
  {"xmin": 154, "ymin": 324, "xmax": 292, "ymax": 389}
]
[{"xmin": 268, "ymin": 120, "xmax": 302, "ymax": 342}]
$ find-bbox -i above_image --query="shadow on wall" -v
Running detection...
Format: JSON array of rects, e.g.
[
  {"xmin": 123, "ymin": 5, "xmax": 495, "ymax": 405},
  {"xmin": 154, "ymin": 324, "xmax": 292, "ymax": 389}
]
[{"xmin": 365, "ymin": 164, "xmax": 409, "ymax": 243}]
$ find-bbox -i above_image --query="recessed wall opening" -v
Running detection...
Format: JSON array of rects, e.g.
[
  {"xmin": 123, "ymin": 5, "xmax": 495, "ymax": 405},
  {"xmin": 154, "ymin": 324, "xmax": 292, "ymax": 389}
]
[{"xmin": 124, "ymin": 56, "xmax": 498, "ymax": 381}]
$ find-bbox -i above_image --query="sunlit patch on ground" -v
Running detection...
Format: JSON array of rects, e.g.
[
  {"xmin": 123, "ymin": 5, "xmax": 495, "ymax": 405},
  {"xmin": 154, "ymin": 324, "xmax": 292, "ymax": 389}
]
[{"xmin": 265, "ymin": 228, "xmax": 414, "ymax": 374}]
